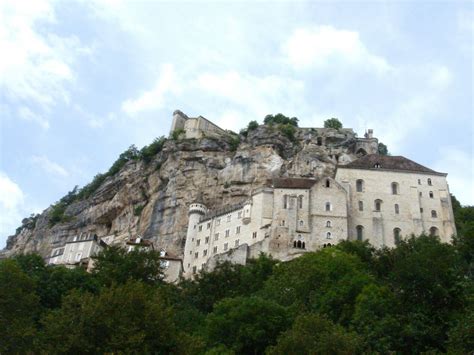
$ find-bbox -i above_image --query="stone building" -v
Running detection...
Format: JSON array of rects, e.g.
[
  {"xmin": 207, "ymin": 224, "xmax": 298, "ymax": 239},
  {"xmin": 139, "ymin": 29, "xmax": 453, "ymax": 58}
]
[
  {"xmin": 170, "ymin": 110, "xmax": 226, "ymax": 139},
  {"xmin": 182, "ymin": 154, "xmax": 456, "ymax": 279}
]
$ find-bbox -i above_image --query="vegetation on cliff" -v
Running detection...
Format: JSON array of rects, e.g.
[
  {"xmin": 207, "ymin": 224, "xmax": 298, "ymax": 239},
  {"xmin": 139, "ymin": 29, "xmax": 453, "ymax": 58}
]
[{"xmin": 1, "ymin": 225, "xmax": 473, "ymax": 353}]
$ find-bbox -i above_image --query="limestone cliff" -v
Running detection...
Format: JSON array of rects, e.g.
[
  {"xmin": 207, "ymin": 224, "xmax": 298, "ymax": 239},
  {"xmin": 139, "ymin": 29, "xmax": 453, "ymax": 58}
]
[{"xmin": 3, "ymin": 124, "xmax": 377, "ymax": 259}]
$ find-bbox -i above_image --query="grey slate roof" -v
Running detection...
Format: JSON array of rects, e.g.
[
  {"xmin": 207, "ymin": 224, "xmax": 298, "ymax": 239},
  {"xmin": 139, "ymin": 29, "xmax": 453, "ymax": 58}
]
[{"xmin": 338, "ymin": 154, "xmax": 446, "ymax": 176}]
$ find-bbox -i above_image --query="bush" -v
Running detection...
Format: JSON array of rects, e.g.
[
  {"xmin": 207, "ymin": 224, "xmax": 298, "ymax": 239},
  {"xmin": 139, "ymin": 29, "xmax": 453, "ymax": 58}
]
[
  {"xmin": 378, "ymin": 142, "xmax": 389, "ymax": 156},
  {"xmin": 264, "ymin": 114, "xmax": 298, "ymax": 127},
  {"xmin": 278, "ymin": 124, "xmax": 296, "ymax": 142},
  {"xmin": 324, "ymin": 117, "xmax": 343, "ymax": 129},
  {"xmin": 172, "ymin": 128, "xmax": 185, "ymax": 141},
  {"xmin": 140, "ymin": 137, "xmax": 166, "ymax": 163},
  {"xmin": 134, "ymin": 205, "xmax": 144, "ymax": 216}
]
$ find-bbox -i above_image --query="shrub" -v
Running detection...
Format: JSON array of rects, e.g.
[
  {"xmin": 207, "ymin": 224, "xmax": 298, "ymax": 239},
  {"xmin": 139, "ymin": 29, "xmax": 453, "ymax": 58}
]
[
  {"xmin": 324, "ymin": 118, "xmax": 343, "ymax": 129},
  {"xmin": 279, "ymin": 124, "xmax": 296, "ymax": 142},
  {"xmin": 172, "ymin": 128, "xmax": 185, "ymax": 141},
  {"xmin": 264, "ymin": 114, "xmax": 298, "ymax": 127},
  {"xmin": 140, "ymin": 136, "xmax": 166, "ymax": 163},
  {"xmin": 134, "ymin": 205, "xmax": 144, "ymax": 216}
]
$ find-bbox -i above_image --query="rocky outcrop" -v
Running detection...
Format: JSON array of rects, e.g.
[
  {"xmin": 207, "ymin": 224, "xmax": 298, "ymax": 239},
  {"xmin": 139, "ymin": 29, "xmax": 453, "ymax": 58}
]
[{"xmin": 3, "ymin": 124, "xmax": 377, "ymax": 259}]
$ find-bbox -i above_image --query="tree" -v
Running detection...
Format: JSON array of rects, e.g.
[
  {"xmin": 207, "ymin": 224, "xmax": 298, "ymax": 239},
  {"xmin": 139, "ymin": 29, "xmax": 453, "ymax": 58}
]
[
  {"xmin": 0, "ymin": 259, "xmax": 40, "ymax": 353},
  {"xmin": 324, "ymin": 117, "xmax": 342, "ymax": 129},
  {"xmin": 40, "ymin": 281, "xmax": 184, "ymax": 354},
  {"xmin": 205, "ymin": 296, "xmax": 289, "ymax": 354},
  {"xmin": 92, "ymin": 246, "xmax": 164, "ymax": 286},
  {"xmin": 268, "ymin": 313, "xmax": 361, "ymax": 355},
  {"xmin": 378, "ymin": 142, "xmax": 389, "ymax": 155},
  {"xmin": 264, "ymin": 114, "xmax": 299, "ymax": 127},
  {"xmin": 247, "ymin": 120, "xmax": 259, "ymax": 131}
]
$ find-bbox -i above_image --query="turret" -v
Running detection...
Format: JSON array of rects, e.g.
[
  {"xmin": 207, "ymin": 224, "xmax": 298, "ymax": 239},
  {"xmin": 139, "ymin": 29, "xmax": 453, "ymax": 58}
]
[
  {"xmin": 170, "ymin": 109, "xmax": 188, "ymax": 136},
  {"xmin": 183, "ymin": 197, "xmax": 208, "ymax": 277}
]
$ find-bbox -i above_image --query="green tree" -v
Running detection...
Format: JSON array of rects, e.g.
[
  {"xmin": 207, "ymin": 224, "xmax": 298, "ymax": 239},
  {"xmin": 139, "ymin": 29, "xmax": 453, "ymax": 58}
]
[
  {"xmin": 264, "ymin": 114, "xmax": 299, "ymax": 127},
  {"xmin": 378, "ymin": 142, "xmax": 389, "ymax": 155},
  {"xmin": 247, "ymin": 120, "xmax": 259, "ymax": 131},
  {"xmin": 205, "ymin": 296, "xmax": 289, "ymax": 354},
  {"xmin": 140, "ymin": 136, "xmax": 166, "ymax": 163},
  {"xmin": 0, "ymin": 259, "xmax": 40, "ymax": 353},
  {"xmin": 267, "ymin": 313, "xmax": 361, "ymax": 355},
  {"xmin": 40, "ymin": 281, "xmax": 183, "ymax": 354},
  {"xmin": 324, "ymin": 117, "xmax": 342, "ymax": 129},
  {"xmin": 92, "ymin": 246, "xmax": 164, "ymax": 286}
]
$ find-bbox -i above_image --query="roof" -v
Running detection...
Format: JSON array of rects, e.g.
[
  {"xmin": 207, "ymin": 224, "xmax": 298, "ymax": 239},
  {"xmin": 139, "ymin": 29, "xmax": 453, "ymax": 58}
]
[
  {"xmin": 268, "ymin": 178, "xmax": 317, "ymax": 189},
  {"xmin": 338, "ymin": 154, "xmax": 446, "ymax": 176}
]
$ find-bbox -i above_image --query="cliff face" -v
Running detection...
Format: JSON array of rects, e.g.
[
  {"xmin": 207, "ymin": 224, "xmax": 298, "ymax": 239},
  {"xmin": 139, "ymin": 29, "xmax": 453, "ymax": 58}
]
[{"xmin": 4, "ymin": 125, "xmax": 377, "ymax": 259}]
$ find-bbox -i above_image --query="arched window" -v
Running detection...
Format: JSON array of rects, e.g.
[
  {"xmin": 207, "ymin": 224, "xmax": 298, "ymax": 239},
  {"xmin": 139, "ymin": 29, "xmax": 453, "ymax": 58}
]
[
  {"xmin": 283, "ymin": 195, "xmax": 288, "ymax": 209},
  {"xmin": 391, "ymin": 182, "xmax": 399, "ymax": 195},
  {"xmin": 326, "ymin": 232, "xmax": 332, "ymax": 239},
  {"xmin": 429, "ymin": 226, "xmax": 439, "ymax": 236},
  {"xmin": 393, "ymin": 228, "xmax": 401, "ymax": 243},
  {"xmin": 297, "ymin": 240, "xmax": 302, "ymax": 248},
  {"xmin": 358, "ymin": 201, "xmax": 364, "ymax": 211},
  {"xmin": 293, "ymin": 241, "xmax": 297, "ymax": 248},
  {"xmin": 428, "ymin": 178, "xmax": 432, "ymax": 186},
  {"xmin": 375, "ymin": 199, "xmax": 382, "ymax": 212},
  {"xmin": 431, "ymin": 210, "xmax": 437, "ymax": 218},
  {"xmin": 429, "ymin": 191, "xmax": 434, "ymax": 198},
  {"xmin": 395, "ymin": 204, "xmax": 399, "ymax": 214},
  {"xmin": 302, "ymin": 242, "xmax": 306, "ymax": 249},
  {"xmin": 356, "ymin": 179, "xmax": 364, "ymax": 192},
  {"xmin": 325, "ymin": 179, "xmax": 331, "ymax": 188},
  {"xmin": 299, "ymin": 220, "xmax": 304, "ymax": 227},
  {"xmin": 356, "ymin": 225, "xmax": 364, "ymax": 241},
  {"xmin": 298, "ymin": 195, "xmax": 303, "ymax": 209},
  {"xmin": 326, "ymin": 221, "xmax": 332, "ymax": 228},
  {"xmin": 374, "ymin": 163, "xmax": 381, "ymax": 168}
]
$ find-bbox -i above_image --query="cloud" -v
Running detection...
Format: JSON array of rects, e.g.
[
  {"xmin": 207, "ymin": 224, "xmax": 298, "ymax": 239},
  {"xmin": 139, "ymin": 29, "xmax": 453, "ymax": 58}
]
[
  {"xmin": 121, "ymin": 64, "xmax": 180, "ymax": 115},
  {"xmin": 18, "ymin": 106, "xmax": 50, "ymax": 129},
  {"xmin": 282, "ymin": 25, "xmax": 391, "ymax": 73},
  {"xmin": 432, "ymin": 147, "xmax": 474, "ymax": 205},
  {"xmin": 31, "ymin": 155, "xmax": 69, "ymax": 177},
  {"xmin": 0, "ymin": 172, "xmax": 25, "ymax": 242},
  {"xmin": 0, "ymin": 0, "xmax": 89, "ymax": 112}
]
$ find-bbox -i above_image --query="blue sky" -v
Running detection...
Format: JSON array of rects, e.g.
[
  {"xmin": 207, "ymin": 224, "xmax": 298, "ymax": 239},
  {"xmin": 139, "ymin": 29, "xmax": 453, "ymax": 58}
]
[{"xmin": 0, "ymin": 0, "xmax": 472, "ymax": 247}]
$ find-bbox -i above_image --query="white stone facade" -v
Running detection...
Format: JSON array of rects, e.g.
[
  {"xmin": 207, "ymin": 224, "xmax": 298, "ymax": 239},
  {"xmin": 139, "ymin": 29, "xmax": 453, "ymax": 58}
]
[{"xmin": 182, "ymin": 155, "xmax": 457, "ymax": 278}]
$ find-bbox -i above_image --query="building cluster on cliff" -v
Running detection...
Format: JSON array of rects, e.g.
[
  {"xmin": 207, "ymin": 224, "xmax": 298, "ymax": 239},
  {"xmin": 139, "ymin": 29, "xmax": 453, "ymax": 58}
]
[{"xmin": 47, "ymin": 112, "xmax": 457, "ymax": 282}]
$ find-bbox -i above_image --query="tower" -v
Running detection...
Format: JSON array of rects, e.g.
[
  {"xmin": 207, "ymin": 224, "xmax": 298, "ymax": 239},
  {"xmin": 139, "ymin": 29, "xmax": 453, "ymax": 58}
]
[{"xmin": 182, "ymin": 198, "xmax": 208, "ymax": 277}]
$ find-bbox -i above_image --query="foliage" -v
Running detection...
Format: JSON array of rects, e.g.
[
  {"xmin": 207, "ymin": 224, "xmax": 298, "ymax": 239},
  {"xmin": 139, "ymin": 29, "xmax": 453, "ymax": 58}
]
[
  {"xmin": 205, "ymin": 296, "xmax": 289, "ymax": 354},
  {"xmin": 92, "ymin": 246, "xmax": 164, "ymax": 286},
  {"xmin": 324, "ymin": 117, "xmax": 343, "ymax": 129},
  {"xmin": 228, "ymin": 134, "xmax": 241, "ymax": 152},
  {"xmin": 140, "ymin": 136, "xmax": 166, "ymax": 163},
  {"xmin": 134, "ymin": 204, "xmax": 144, "ymax": 216},
  {"xmin": 172, "ymin": 128, "xmax": 186, "ymax": 140},
  {"xmin": 378, "ymin": 142, "xmax": 389, "ymax": 155},
  {"xmin": 268, "ymin": 313, "xmax": 361, "ymax": 355},
  {"xmin": 264, "ymin": 113, "xmax": 299, "ymax": 127},
  {"xmin": 247, "ymin": 120, "xmax": 259, "ymax": 131},
  {"xmin": 278, "ymin": 123, "xmax": 297, "ymax": 142}
]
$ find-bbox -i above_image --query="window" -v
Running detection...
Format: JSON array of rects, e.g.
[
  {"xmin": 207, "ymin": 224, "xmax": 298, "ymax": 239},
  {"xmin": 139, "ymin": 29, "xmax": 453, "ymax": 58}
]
[
  {"xmin": 375, "ymin": 199, "xmax": 382, "ymax": 211},
  {"xmin": 419, "ymin": 192, "xmax": 422, "ymax": 197},
  {"xmin": 194, "ymin": 252, "xmax": 199, "ymax": 259},
  {"xmin": 429, "ymin": 191, "xmax": 434, "ymax": 198},
  {"xmin": 326, "ymin": 221, "xmax": 332, "ymax": 228},
  {"xmin": 238, "ymin": 211, "xmax": 242, "ymax": 219},
  {"xmin": 299, "ymin": 220, "xmax": 304, "ymax": 227},
  {"xmin": 283, "ymin": 195, "xmax": 288, "ymax": 209},
  {"xmin": 293, "ymin": 238, "xmax": 305, "ymax": 249},
  {"xmin": 192, "ymin": 266, "xmax": 197, "ymax": 274},
  {"xmin": 428, "ymin": 178, "xmax": 432, "ymax": 186},
  {"xmin": 391, "ymin": 182, "xmax": 399, "ymax": 195},
  {"xmin": 325, "ymin": 179, "xmax": 331, "ymax": 188},
  {"xmin": 325, "ymin": 202, "xmax": 331, "ymax": 211},
  {"xmin": 75, "ymin": 253, "xmax": 82, "ymax": 262},
  {"xmin": 298, "ymin": 195, "xmax": 303, "ymax": 209},
  {"xmin": 252, "ymin": 232, "xmax": 257, "ymax": 239},
  {"xmin": 216, "ymin": 219, "xmax": 221, "ymax": 226},
  {"xmin": 420, "ymin": 208, "xmax": 424, "ymax": 213},
  {"xmin": 203, "ymin": 249, "xmax": 208, "ymax": 256},
  {"xmin": 326, "ymin": 232, "xmax": 332, "ymax": 239},
  {"xmin": 205, "ymin": 237, "xmax": 209, "ymax": 244},
  {"xmin": 214, "ymin": 233, "xmax": 219, "ymax": 241},
  {"xmin": 235, "ymin": 239, "xmax": 239, "ymax": 247},
  {"xmin": 395, "ymin": 204, "xmax": 399, "ymax": 214},
  {"xmin": 196, "ymin": 239, "xmax": 201, "ymax": 246},
  {"xmin": 358, "ymin": 201, "xmax": 364, "ymax": 211},
  {"xmin": 431, "ymin": 210, "xmax": 437, "ymax": 218},
  {"xmin": 356, "ymin": 225, "xmax": 364, "ymax": 241},
  {"xmin": 224, "ymin": 243, "xmax": 228, "ymax": 251},
  {"xmin": 356, "ymin": 179, "xmax": 364, "ymax": 192},
  {"xmin": 225, "ymin": 229, "xmax": 230, "ymax": 238},
  {"xmin": 227, "ymin": 215, "xmax": 231, "ymax": 222},
  {"xmin": 213, "ymin": 246, "xmax": 218, "ymax": 253},
  {"xmin": 394, "ymin": 228, "xmax": 401, "ymax": 243},
  {"xmin": 281, "ymin": 220, "xmax": 286, "ymax": 226},
  {"xmin": 418, "ymin": 179, "xmax": 421, "ymax": 185},
  {"xmin": 198, "ymin": 225, "xmax": 202, "ymax": 232},
  {"xmin": 236, "ymin": 226, "xmax": 241, "ymax": 234},
  {"xmin": 207, "ymin": 222, "xmax": 211, "ymax": 229},
  {"xmin": 429, "ymin": 226, "xmax": 439, "ymax": 236},
  {"xmin": 374, "ymin": 163, "xmax": 381, "ymax": 168}
]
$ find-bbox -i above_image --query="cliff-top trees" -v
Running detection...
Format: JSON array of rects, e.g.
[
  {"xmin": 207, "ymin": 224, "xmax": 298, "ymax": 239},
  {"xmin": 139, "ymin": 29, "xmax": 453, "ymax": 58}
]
[{"xmin": 324, "ymin": 117, "xmax": 343, "ymax": 129}]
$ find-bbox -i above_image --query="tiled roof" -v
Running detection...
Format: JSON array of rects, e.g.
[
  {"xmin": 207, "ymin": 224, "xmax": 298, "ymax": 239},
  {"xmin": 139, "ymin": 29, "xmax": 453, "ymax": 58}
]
[
  {"xmin": 338, "ymin": 154, "xmax": 446, "ymax": 176},
  {"xmin": 268, "ymin": 178, "xmax": 318, "ymax": 189}
]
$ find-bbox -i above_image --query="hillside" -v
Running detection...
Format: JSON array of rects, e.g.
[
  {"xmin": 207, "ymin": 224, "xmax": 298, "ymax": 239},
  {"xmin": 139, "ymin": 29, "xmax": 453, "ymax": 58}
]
[{"xmin": 4, "ymin": 122, "xmax": 374, "ymax": 259}]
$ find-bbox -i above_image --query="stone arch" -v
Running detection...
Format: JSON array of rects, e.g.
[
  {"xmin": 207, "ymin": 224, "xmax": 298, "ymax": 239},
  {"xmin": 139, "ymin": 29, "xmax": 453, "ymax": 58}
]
[
  {"xmin": 429, "ymin": 226, "xmax": 439, "ymax": 236},
  {"xmin": 356, "ymin": 148, "xmax": 367, "ymax": 157}
]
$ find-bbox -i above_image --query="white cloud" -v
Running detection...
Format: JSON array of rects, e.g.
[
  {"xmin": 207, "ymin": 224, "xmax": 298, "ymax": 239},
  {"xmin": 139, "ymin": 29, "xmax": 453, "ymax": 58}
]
[
  {"xmin": 18, "ymin": 106, "xmax": 49, "ymax": 129},
  {"xmin": 0, "ymin": 172, "xmax": 25, "ymax": 241},
  {"xmin": 0, "ymin": 0, "xmax": 88, "ymax": 112},
  {"xmin": 282, "ymin": 25, "xmax": 391, "ymax": 73},
  {"xmin": 433, "ymin": 147, "xmax": 474, "ymax": 205},
  {"xmin": 122, "ymin": 64, "xmax": 180, "ymax": 115},
  {"xmin": 31, "ymin": 155, "xmax": 69, "ymax": 177}
]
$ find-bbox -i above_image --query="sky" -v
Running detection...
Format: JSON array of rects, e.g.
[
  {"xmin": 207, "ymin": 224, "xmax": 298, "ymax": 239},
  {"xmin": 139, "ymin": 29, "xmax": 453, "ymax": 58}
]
[{"xmin": 0, "ymin": 0, "xmax": 472, "ymax": 248}]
